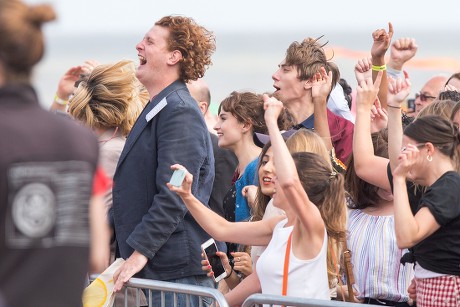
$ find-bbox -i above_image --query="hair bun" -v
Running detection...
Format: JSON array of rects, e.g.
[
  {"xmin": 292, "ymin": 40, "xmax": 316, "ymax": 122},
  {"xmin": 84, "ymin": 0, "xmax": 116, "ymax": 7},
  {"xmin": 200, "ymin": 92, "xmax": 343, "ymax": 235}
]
[{"xmin": 26, "ymin": 4, "xmax": 56, "ymax": 26}]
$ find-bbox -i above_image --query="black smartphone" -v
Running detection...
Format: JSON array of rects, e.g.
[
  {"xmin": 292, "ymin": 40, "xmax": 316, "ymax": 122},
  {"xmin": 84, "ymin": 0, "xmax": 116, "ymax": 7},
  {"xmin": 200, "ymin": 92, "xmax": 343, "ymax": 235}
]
[{"xmin": 201, "ymin": 238, "xmax": 227, "ymax": 282}]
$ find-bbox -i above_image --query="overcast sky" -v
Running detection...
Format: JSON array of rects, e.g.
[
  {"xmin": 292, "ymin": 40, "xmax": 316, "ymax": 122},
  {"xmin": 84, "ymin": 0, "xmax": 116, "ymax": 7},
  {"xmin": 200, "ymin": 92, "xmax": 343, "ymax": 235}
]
[{"xmin": 25, "ymin": 0, "xmax": 460, "ymax": 35}]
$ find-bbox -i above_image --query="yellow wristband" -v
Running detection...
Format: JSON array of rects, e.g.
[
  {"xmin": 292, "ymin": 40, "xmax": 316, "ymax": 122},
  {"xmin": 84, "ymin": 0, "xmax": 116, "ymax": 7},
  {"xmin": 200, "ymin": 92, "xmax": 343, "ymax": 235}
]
[
  {"xmin": 54, "ymin": 93, "xmax": 69, "ymax": 106},
  {"xmin": 372, "ymin": 64, "xmax": 387, "ymax": 71}
]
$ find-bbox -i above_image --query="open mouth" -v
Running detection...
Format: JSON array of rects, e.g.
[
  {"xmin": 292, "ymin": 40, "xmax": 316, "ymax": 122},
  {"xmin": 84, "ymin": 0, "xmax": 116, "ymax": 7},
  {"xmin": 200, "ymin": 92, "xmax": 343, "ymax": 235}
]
[
  {"xmin": 273, "ymin": 85, "xmax": 280, "ymax": 92},
  {"xmin": 138, "ymin": 55, "xmax": 147, "ymax": 65}
]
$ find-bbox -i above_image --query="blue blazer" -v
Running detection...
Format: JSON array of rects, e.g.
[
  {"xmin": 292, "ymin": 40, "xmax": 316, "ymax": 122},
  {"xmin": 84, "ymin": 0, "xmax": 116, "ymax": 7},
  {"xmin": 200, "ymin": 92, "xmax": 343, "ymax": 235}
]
[{"xmin": 111, "ymin": 80, "xmax": 215, "ymax": 280}]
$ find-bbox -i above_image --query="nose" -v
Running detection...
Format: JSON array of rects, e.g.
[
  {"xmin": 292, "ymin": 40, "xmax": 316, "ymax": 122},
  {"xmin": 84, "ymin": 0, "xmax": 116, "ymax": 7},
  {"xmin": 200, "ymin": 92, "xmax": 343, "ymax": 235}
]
[
  {"xmin": 136, "ymin": 40, "xmax": 144, "ymax": 52},
  {"xmin": 272, "ymin": 69, "xmax": 280, "ymax": 82}
]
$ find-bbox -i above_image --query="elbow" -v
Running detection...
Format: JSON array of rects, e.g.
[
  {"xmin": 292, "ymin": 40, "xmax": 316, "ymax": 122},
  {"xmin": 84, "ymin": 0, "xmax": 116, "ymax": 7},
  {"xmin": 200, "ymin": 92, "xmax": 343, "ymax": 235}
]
[{"xmin": 396, "ymin": 235, "xmax": 415, "ymax": 249}]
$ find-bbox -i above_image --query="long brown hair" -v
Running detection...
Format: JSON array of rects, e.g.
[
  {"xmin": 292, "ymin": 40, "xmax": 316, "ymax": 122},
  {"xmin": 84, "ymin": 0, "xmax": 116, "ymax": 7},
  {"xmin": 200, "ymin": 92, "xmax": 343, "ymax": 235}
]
[
  {"xmin": 292, "ymin": 152, "xmax": 347, "ymax": 288},
  {"xmin": 345, "ymin": 129, "xmax": 389, "ymax": 209}
]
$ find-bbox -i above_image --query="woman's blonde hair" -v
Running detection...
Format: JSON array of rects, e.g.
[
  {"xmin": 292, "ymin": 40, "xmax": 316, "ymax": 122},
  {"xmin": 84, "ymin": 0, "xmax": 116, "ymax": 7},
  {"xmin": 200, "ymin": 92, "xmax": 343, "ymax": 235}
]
[
  {"xmin": 416, "ymin": 99, "xmax": 458, "ymax": 120},
  {"xmin": 286, "ymin": 128, "xmax": 331, "ymax": 167},
  {"xmin": 68, "ymin": 60, "xmax": 148, "ymax": 136},
  {"xmin": 286, "ymin": 128, "xmax": 346, "ymax": 289}
]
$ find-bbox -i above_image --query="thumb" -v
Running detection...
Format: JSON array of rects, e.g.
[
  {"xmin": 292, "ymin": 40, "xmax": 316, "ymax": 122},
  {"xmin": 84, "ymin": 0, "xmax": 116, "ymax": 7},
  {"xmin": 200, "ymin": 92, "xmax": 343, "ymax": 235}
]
[{"xmin": 374, "ymin": 70, "xmax": 384, "ymax": 88}]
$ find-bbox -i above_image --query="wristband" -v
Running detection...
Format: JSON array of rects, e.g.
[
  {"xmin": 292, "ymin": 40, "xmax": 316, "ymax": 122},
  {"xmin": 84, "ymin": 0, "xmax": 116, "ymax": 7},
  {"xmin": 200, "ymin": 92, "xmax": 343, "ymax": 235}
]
[
  {"xmin": 224, "ymin": 267, "xmax": 233, "ymax": 279},
  {"xmin": 54, "ymin": 93, "xmax": 69, "ymax": 106},
  {"xmin": 372, "ymin": 64, "xmax": 387, "ymax": 71}
]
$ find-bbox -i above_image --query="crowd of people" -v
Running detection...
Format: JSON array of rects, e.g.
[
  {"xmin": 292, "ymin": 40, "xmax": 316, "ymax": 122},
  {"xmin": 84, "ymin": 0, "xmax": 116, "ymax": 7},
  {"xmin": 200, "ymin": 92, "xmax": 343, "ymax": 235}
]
[{"xmin": 1, "ymin": 1, "xmax": 459, "ymax": 307}]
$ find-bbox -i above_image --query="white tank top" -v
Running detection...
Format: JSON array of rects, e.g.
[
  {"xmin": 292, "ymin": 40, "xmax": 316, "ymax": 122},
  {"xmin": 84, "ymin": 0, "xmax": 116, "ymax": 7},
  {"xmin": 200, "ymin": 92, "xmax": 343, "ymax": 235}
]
[{"xmin": 256, "ymin": 219, "xmax": 330, "ymax": 301}]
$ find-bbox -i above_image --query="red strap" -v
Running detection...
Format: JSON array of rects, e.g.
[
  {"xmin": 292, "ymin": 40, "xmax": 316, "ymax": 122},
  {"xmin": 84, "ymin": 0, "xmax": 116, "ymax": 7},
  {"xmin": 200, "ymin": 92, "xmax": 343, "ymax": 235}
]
[{"xmin": 282, "ymin": 231, "xmax": 293, "ymax": 296}]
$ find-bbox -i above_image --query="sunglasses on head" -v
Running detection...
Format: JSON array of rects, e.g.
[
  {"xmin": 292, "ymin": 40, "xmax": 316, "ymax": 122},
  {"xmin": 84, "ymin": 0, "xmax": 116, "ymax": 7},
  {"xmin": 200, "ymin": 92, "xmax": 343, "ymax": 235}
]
[{"xmin": 415, "ymin": 92, "xmax": 436, "ymax": 102}]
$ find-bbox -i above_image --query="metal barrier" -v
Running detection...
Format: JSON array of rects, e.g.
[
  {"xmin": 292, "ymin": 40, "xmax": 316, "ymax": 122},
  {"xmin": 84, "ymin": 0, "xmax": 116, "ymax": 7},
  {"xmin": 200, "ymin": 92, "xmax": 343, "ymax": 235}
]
[
  {"xmin": 242, "ymin": 294, "xmax": 365, "ymax": 307},
  {"xmin": 113, "ymin": 277, "xmax": 229, "ymax": 307}
]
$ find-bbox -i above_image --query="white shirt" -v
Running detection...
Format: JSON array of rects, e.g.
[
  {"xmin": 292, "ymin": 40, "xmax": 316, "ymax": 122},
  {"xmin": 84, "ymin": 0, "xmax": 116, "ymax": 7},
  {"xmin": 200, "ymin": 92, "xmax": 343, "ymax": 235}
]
[{"xmin": 256, "ymin": 219, "xmax": 330, "ymax": 302}]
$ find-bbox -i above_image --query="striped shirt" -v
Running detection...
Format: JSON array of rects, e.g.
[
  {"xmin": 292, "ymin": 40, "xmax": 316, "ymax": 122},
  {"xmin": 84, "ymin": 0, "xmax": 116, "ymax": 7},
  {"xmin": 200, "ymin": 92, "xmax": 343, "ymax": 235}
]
[{"xmin": 347, "ymin": 209, "xmax": 414, "ymax": 302}]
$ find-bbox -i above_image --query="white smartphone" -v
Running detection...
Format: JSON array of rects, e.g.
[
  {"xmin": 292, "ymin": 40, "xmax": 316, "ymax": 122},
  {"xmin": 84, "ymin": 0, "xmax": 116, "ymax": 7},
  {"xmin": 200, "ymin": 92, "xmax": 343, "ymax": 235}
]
[
  {"xmin": 169, "ymin": 168, "xmax": 186, "ymax": 187},
  {"xmin": 201, "ymin": 238, "xmax": 227, "ymax": 282}
]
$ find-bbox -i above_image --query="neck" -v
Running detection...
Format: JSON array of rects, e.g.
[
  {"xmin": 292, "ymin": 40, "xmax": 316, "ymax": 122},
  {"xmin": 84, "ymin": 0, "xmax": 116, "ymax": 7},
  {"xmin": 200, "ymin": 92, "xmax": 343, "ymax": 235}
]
[
  {"xmin": 285, "ymin": 95, "xmax": 314, "ymax": 124},
  {"xmin": 233, "ymin": 140, "xmax": 261, "ymax": 175},
  {"xmin": 145, "ymin": 71, "xmax": 180, "ymax": 99},
  {"xmin": 425, "ymin": 156, "xmax": 455, "ymax": 186}
]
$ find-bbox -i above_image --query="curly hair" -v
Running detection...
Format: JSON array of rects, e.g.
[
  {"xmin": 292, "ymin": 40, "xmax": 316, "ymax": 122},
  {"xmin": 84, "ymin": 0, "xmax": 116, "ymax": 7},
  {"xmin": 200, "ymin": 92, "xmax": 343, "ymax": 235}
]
[
  {"xmin": 155, "ymin": 15, "xmax": 215, "ymax": 83},
  {"xmin": 284, "ymin": 37, "xmax": 340, "ymax": 87},
  {"xmin": 218, "ymin": 91, "xmax": 294, "ymax": 134},
  {"xmin": 0, "ymin": 0, "xmax": 56, "ymax": 82},
  {"xmin": 68, "ymin": 60, "xmax": 149, "ymax": 136}
]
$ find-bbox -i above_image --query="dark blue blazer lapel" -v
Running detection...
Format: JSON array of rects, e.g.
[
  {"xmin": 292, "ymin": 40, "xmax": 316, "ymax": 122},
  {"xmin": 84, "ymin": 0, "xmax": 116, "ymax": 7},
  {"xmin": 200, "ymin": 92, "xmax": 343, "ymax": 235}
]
[{"xmin": 116, "ymin": 80, "xmax": 185, "ymax": 168}]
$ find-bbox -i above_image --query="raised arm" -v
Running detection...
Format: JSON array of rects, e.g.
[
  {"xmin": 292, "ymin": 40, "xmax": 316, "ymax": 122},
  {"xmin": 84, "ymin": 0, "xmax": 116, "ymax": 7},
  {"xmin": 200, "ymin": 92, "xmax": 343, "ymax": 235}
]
[
  {"xmin": 371, "ymin": 22, "xmax": 393, "ymax": 110},
  {"xmin": 387, "ymin": 37, "xmax": 418, "ymax": 79},
  {"xmin": 168, "ymin": 164, "xmax": 281, "ymax": 247},
  {"xmin": 50, "ymin": 60, "xmax": 98, "ymax": 112},
  {"xmin": 263, "ymin": 94, "xmax": 324, "ymax": 240},
  {"xmin": 353, "ymin": 71, "xmax": 392, "ymax": 190},
  {"xmin": 387, "ymin": 75, "xmax": 412, "ymax": 172},
  {"xmin": 312, "ymin": 67, "xmax": 334, "ymax": 151},
  {"xmin": 392, "ymin": 145, "xmax": 440, "ymax": 248}
]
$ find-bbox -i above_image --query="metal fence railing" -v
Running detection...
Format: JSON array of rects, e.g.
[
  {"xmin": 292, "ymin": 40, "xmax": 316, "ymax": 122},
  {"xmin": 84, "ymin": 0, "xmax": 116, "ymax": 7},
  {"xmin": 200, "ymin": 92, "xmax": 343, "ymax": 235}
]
[
  {"xmin": 242, "ymin": 294, "xmax": 366, "ymax": 307},
  {"xmin": 88, "ymin": 276, "xmax": 229, "ymax": 307}
]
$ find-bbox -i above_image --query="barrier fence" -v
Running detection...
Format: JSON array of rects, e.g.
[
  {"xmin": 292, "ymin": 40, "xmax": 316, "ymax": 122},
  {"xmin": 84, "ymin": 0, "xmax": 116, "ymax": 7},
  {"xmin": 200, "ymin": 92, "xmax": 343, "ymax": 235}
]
[
  {"xmin": 89, "ymin": 275, "xmax": 229, "ymax": 307},
  {"xmin": 242, "ymin": 293, "xmax": 366, "ymax": 307}
]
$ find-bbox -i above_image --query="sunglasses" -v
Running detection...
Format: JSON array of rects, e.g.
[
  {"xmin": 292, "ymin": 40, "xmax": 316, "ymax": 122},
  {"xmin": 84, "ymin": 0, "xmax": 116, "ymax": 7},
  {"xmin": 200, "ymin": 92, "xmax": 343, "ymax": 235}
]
[
  {"xmin": 401, "ymin": 143, "xmax": 426, "ymax": 152},
  {"xmin": 415, "ymin": 92, "xmax": 436, "ymax": 102}
]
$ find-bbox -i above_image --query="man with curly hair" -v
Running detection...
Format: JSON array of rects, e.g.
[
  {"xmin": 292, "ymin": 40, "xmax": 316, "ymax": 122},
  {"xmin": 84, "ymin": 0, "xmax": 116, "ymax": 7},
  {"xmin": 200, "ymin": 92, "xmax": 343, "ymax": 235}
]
[{"xmin": 111, "ymin": 15, "xmax": 217, "ymax": 305}]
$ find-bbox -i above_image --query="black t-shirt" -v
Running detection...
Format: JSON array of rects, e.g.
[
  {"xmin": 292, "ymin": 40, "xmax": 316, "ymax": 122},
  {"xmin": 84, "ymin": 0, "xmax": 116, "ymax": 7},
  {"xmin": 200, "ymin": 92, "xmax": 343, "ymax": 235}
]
[
  {"xmin": 387, "ymin": 162, "xmax": 423, "ymax": 214},
  {"xmin": 413, "ymin": 171, "xmax": 460, "ymax": 275}
]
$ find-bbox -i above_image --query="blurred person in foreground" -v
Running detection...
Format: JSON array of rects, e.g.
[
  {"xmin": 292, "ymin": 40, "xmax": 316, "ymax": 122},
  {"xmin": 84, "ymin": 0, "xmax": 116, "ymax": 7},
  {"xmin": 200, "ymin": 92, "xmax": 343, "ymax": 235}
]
[
  {"xmin": 110, "ymin": 15, "xmax": 216, "ymax": 306},
  {"xmin": 0, "ymin": 1, "xmax": 109, "ymax": 306}
]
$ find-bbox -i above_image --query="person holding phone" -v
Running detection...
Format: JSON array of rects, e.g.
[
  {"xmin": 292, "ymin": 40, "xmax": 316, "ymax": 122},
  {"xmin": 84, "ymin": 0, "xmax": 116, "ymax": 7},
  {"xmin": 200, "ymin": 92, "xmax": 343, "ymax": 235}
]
[{"xmin": 168, "ymin": 93, "xmax": 347, "ymax": 306}]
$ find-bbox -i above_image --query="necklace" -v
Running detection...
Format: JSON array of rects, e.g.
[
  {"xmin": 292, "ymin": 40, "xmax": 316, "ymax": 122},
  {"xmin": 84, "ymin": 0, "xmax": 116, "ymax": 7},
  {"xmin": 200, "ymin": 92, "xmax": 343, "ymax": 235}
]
[{"xmin": 98, "ymin": 127, "xmax": 119, "ymax": 145}]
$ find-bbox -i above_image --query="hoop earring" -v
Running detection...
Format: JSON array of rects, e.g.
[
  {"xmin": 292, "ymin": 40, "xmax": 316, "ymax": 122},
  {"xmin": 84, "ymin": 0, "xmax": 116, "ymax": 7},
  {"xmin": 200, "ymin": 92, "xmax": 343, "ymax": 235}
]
[{"xmin": 426, "ymin": 155, "xmax": 433, "ymax": 162}]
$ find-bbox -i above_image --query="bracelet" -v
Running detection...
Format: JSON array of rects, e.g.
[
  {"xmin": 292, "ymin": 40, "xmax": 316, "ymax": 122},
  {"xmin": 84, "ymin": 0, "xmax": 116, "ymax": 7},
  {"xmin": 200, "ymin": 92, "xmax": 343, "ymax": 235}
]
[
  {"xmin": 224, "ymin": 267, "xmax": 233, "ymax": 279},
  {"xmin": 54, "ymin": 93, "xmax": 69, "ymax": 106},
  {"xmin": 387, "ymin": 105, "xmax": 401, "ymax": 109},
  {"xmin": 372, "ymin": 64, "xmax": 387, "ymax": 71}
]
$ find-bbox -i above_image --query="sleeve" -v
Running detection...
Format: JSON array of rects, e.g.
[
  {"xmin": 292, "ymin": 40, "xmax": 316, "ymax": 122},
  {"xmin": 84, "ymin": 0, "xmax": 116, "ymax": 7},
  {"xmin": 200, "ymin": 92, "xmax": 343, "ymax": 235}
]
[
  {"xmin": 420, "ymin": 173, "xmax": 460, "ymax": 226},
  {"xmin": 92, "ymin": 166, "xmax": 112, "ymax": 196},
  {"xmin": 126, "ymin": 98, "xmax": 211, "ymax": 258}
]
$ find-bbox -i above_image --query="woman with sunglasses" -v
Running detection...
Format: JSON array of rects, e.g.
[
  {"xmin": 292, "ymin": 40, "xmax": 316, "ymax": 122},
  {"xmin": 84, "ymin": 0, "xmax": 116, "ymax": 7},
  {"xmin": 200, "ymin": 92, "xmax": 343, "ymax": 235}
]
[{"xmin": 392, "ymin": 115, "xmax": 460, "ymax": 307}]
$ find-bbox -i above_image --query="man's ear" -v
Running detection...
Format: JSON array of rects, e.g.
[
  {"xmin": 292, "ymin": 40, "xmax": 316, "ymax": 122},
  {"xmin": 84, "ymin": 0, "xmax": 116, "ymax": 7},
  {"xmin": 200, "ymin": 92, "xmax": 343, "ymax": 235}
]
[
  {"xmin": 304, "ymin": 79, "xmax": 314, "ymax": 90},
  {"xmin": 168, "ymin": 50, "xmax": 183, "ymax": 65},
  {"xmin": 197, "ymin": 101, "xmax": 208, "ymax": 116}
]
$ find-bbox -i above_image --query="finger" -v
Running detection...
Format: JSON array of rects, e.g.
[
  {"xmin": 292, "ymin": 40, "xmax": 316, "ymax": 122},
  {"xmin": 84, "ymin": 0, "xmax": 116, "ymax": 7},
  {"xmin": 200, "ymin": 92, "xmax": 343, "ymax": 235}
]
[
  {"xmin": 388, "ymin": 22, "xmax": 394, "ymax": 39},
  {"xmin": 373, "ymin": 70, "xmax": 384, "ymax": 88}
]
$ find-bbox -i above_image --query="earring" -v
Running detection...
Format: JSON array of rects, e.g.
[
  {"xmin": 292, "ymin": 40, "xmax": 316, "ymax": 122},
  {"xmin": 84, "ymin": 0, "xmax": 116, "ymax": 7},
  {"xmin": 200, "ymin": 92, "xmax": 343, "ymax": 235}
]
[{"xmin": 426, "ymin": 155, "xmax": 433, "ymax": 162}]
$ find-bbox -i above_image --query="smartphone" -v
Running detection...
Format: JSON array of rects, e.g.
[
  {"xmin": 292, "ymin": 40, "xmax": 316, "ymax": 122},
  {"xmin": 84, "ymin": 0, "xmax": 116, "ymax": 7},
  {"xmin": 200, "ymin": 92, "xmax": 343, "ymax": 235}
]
[
  {"xmin": 201, "ymin": 238, "xmax": 227, "ymax": 282},
  {"xmin": 169, "ymin": 168, "xmax": 186, "ymax": 187}
]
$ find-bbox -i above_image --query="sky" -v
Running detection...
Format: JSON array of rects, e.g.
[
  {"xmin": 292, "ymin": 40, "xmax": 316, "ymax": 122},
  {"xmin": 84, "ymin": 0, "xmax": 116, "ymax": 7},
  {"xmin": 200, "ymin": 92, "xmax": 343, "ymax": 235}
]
[
  {"xmin": 24, "ymin": 0, "xmax": 460, "ymax": 111},
  {"xmin": 25, "ymin": 0, "xmax": 460, "ymax": 35}
]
